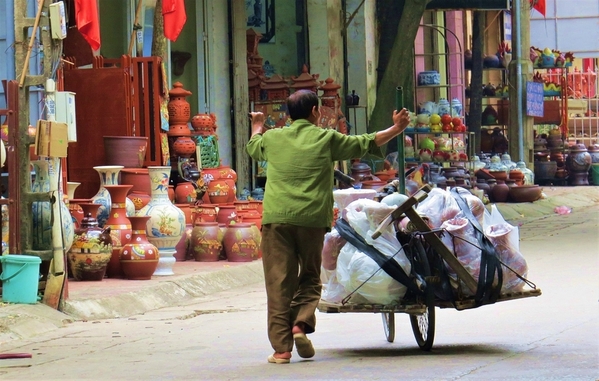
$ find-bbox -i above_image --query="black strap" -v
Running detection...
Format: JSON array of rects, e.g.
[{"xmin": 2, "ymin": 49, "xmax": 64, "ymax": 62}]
[
  {"xmin": 450, "ymin": 188, "xmax": 503, "ymax": 306},
  {"xmin": 335, "ymin": 218, "xmax": 423, "ymax": 296}
]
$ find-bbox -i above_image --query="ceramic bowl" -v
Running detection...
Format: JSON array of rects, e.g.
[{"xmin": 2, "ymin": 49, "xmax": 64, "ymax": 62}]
[
  {"xmin": 490, "ymin": 170, "xmax": 508, "ymax": 181},
  {"xmin": 509, "ymin": 185, "xmax": 543, "ymax": 203}
]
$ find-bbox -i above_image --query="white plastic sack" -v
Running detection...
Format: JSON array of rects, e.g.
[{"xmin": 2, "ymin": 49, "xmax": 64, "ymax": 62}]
[
  {"xmin": 484, "ymin": 205, "xmax": 528, "ymax": 292},
  {"xmin": 332, "ymin": 199, "xmax": 411, "ymax": 305}
]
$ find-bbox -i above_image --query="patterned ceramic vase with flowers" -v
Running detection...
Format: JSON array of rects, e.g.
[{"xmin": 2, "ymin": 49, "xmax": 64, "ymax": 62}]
[{"xmin": 137, "ymin": 166, "xmax": 185, "ymax": 276}]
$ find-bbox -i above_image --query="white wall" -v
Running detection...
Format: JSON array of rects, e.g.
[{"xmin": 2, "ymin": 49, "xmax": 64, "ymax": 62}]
[{"xmin": 530, "ymin": 0, "xmax": 599, "ymax": 58}]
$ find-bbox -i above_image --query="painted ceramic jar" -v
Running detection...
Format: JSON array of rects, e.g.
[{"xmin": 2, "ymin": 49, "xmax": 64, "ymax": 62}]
[
  {"xmin": 516, "ymin": 162, "xmax": 535, "ymax": 185},
  {"xmin": 119, "ymin": 216, "xmax": 159, "ymax": 280},
  {"xmin": 223, "ymin": 223, "xmax": 259, "ymax": 262},
  {"xmin": 239, "ymin": 209, "xmax": 262, "ymax": 230},
  {"xmin": 207, "ymin": 179, "xmax": 230, "ymax": 204},
  {"xmin": 566, "ymin": 144, "xmax": 592, "ymax": 186},
  {"xmin": 137, "ymin": 166, "xmax": 186, "ymax": 276},
  {"xmin": 104, "ymin": 185, "xmax": 133, "ymax": 278},
  {"xmin": 437, "ymin": 98, "xmax": 450, "ymax": 116},
  {"xmin": 31, "ymin": 159, "xmax": 74, "ymax": 252},
  {"xmin": 91, "ymin": 165, "xmax": 135, "ymax": 227},
  {"xmin": 68, "ymin": 203, "xmax": 113, "ymax": 281},
  {"xmin": 190, "ymin": 222, "xmax": 223, "ymax": 262},
  {"xmin": 216, "ymin": 205, "xmax": 238, "ymax": 225},
  {"xmin": 194, "ymin": 203, "xmax": 218, "ymax": 224},
  {"xmin": 175, "ymin": 182, "xmax": 196, "ymax": 204}
]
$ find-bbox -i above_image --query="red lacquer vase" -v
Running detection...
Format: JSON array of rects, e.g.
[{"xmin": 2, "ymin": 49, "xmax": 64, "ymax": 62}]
[
  {"xmin": 104, "ymin": 185, "xmax": 133, "ymax": 278},
  {"xmin": 120, "ymin": 216, "xmax": 159, "ymax": 280}
]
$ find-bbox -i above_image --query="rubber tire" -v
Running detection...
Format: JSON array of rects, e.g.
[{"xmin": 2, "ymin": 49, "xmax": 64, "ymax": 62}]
[
  {"xmin": 409, "ymin": 241, "xmax": 436, "ymax": 351},
  {"xmin": 381, "ymin": 312, "xmax": 395, "ymax": 343}
]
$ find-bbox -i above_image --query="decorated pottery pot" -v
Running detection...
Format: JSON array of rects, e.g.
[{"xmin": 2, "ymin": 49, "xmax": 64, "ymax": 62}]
[
  {"xmin": 223, "ymin": 223, "xmax": 259, "ymax": 262},
  {"xmin": 137, "ymin": 166, "xmax": 186, "ymax": 276},
  {"xmin": 119, "ymin": 216, "xmax": 159, "ymax": 280},
  {"xmin": 103, "ymin": 185, "xmax": 133, "ymax": 278},
  {"xmin": 68, "ymin": 203, "xmax": 113, "ymax": 281},
  {"xmin": 190, "ymin": 222, "xmax": 223, "ymax": 262}
]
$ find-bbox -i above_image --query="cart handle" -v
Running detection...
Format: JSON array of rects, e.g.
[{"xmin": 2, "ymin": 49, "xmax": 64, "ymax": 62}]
[{"xmin": 371, "ymin": 184, "xmax": 432, "ymax": 240}]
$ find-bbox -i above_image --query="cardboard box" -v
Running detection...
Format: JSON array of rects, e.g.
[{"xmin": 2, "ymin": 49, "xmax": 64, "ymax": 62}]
[{"xmin": 35, "ymin": 120, "xmax": 68, "ymax": 157}]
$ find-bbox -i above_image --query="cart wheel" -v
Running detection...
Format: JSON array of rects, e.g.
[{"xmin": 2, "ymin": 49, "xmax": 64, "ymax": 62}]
[
  {"xmin": 409, "ymin": 241, "xmax": 436, "ymax": 351},
  {"xmin": 381, "ymin": 312, "xmax": 395, "ymax": 343}
]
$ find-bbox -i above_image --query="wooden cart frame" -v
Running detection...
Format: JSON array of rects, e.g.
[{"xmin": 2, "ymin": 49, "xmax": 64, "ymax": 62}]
[{"xmin": 317, "ymin": 185, "xmax": 541, "ymax": 350}]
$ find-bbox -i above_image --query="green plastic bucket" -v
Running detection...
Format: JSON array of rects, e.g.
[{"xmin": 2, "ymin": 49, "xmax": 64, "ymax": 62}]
[
  {"xmin": 0, "ymin": 255, "xmax": 41, "ymax": 304},
  {"xmin": 591, "ymin": 164, "xmax": 599, "ymax": 185}
]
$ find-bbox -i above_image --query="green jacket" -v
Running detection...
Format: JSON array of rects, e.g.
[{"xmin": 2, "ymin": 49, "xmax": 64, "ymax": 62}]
[{"xmin": 246, "ymin": 119, "xmax": 383, "ymax": 228}]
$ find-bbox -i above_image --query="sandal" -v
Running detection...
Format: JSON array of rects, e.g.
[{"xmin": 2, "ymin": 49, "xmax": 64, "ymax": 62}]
[
  {"xmin": 267, "ymin": 353, "xmax": 291, "ymax": 364},
  {"xmin": 293, "ymin": 333, "xmax": 315, "ymax": 359}
]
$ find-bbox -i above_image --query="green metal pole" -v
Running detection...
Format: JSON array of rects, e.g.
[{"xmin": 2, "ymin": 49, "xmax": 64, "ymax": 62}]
[{"xmin": 395, "ymin": 86, "xmax": 405, "ymax": 194}]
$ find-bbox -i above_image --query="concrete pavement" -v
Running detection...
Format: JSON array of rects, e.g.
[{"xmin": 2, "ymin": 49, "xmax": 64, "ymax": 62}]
[{"xmin": 1, "ymin": 185, "xmax": 598, "ymax": 347}]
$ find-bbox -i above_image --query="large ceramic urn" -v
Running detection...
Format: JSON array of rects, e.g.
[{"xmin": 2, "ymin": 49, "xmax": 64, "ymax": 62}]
[
  {"xmin": 91, "ymin": 165, "xmax": 135, "ymax": 227},
  {"xmin": 566, "ymin": 143, "xmax": 592, "ymax": 185},
  {"xmin": 137, "ymin": 166, "xmax": 186, "ymax": 276},
  {"xmin": 68, "ymin": 203, "xmax": 113, "ymax": 281}
]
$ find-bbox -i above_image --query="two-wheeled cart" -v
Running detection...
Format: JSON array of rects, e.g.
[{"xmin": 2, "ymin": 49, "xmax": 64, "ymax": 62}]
[{"xmin": 318, "ymin": 185, "xmax": 541, "ymax": 350}]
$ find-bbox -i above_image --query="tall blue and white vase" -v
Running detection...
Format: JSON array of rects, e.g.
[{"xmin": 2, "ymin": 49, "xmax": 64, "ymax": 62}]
[
  {"xmin": 137, "ymin": 166, "xmax": 185, "ymax": 276},
  {"xmin": 91, "ymin": 165, "xmax": 135, "ymax": 227},
  {"xmin": 31, "ymin": 159, "xmax": 74, "ymax": 252}
]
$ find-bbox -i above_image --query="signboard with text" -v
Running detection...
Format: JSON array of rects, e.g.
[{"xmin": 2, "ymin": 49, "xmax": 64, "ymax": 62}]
[{"xmin": 526, "ymin": 81, "xmax": 544, "ymax": 117}]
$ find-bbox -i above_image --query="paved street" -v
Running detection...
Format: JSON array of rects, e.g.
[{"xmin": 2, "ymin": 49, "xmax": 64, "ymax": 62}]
[{"xmin": 0, "ymin": 206, "xmax": 597, "ymax": 380}]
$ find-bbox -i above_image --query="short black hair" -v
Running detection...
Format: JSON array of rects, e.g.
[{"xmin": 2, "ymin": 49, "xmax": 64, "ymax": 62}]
[{"xmin": 286, "ymin": 90, "xmax": 319, "ymax": 120}]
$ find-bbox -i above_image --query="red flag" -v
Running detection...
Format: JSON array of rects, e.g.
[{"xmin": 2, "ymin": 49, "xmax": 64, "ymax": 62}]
[
  {"xmin": 163, "ymin": 0, "xmax": 187, "ymax": 41},
  {"xmin": 75, "ymin": 0, "xmax": 101, "ymax": 50},
  {"xmin": 531, "ymin": 0, "xmax": 546, "ymax": 16}
]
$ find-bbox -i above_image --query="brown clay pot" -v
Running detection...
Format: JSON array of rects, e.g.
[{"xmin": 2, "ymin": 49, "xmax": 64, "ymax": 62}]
[
  {"xmin": 119, "ymin": 216, "xmax": 159, "ymax": 280},
  {"xmin": 249, "ymin": 200, "xmax": 263, "ymax": 214},
  {"xmin": 172, "ymin": 136, "xmax": 196, "ymax": 158},
  {"xmin": 223, "ymin": 223, "xmax": 258, "ymax": 262},
  {"xmin": 239, "ymin": 209, "xmax": 262, "ymax": 230},
  {"xmin": 207, "ymin": 179, "xmax": 230, "ymax": 204},
  {"xmin": 103, "ymin": 136, "xmax": 148, "ymax": 168},
  {"xmin": 191, "ymin": 113, "xmax": 216, "ymax": 136},
  {"xmin": 361, "ymin": 180, "xmax": 387, "ymax": 190},
  {"xmin": 216, "ymin": 205, "xmax": 238, "ymax": 225},
  {"xmin": 174, "ymin": 224, "xmax": 193, "ymax": 262},
  {"xmin": 175, "ymin": 203, "xmax": 193, "ymax": 225},
  {"xmin": 175, "ymin": 182, "xmax": 196, "ymax": 204},
  {"xmin": 508, "ymin": 185, "xmax": 543, "ymax": 203},
  {"xmin": 190, "ymin": 222, "xmax": 222, "ymax": 262},
  {"xmin": 490, "ymin": 180, "xmax": 510, "ymax": 203},
  {"xmin": 508, "ymin": 170, "xmax": 525, "ymax": 186},
  {"xmin": 233, "ymin": 200, "xmax": 250, "ymax": 212},
  {"xmin": 194, "ymin": 204, "xmax": 218, "ymax": 223}
]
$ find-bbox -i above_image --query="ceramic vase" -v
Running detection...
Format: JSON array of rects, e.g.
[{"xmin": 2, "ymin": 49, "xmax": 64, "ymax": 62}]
[
  {"xmin": 68, "ymin": 203, "xmax": 113, "ymax": 281},
  {"xmin": 223, "ymin": 223, "xmax": 259, "ymax": 262},
  {"xmin": 31, "ymin": 159, "xmax": 74, "ymax": 252},
  {"xmin": 190, "ymin": 222, "xmax": 223, "ymax": 262},
  {"xmin": 566, "ymin": 144, "xmax": 592, "ymax": 186},
  {"xmin": 91, "ymin": 165, "xmax": 135, "ymax": 227},
  {"xmin": 104, "ymin": 185, "xmax": 133, "ymax": 278},
  {"xmin": 119, "ymin": 216, "xmax": 159, "ymax": 280},
  {"xmin": 194, "ymin": 204, "xmax": 218, "ymax": 224},
  {"xmin": 137, "ymin": 166, "xmax": 186, "ymax": 276},
  {"xmin": 238, "ymin": 209, "xmax": 262, "ymax": 230}
]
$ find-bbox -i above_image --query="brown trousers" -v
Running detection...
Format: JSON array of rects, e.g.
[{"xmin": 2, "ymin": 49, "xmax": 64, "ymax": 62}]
[{"xmin": 261, "ymin": 223, "xmax": 327, "ymax": 353}]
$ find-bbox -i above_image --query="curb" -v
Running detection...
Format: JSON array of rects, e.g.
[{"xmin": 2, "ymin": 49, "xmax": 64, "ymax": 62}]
[{"xmin": 60, "ymin": 261, "xmax": 265, "ymax": 321}]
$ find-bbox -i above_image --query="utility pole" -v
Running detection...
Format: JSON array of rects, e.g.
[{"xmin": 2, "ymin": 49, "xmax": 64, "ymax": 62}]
[{"xmin": 508, "ymin": 0, "xmax": 533, "ymax": 163}]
